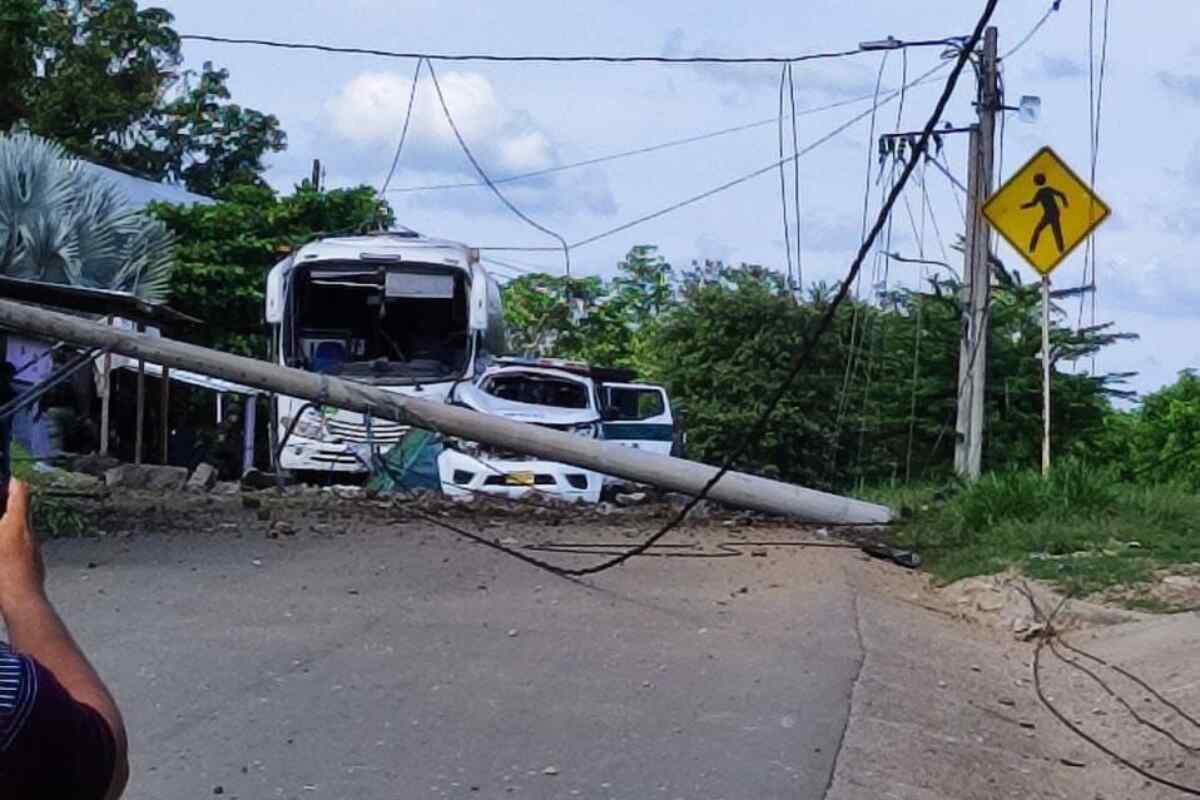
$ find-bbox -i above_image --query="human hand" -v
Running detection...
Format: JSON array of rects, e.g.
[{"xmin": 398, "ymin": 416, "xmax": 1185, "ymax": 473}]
[{"xmin": 0, "ymin": 479, "xmax": 45, "ymax": 608}]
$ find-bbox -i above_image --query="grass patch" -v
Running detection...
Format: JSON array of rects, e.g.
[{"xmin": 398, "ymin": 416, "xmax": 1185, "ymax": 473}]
[
  {"xmin": 10, "ymin": 442, "xmax": 89, "ymax": 538},
  {"xmin": 858, "ymin": 459, "xmax": 1200, "ymax": 600}
]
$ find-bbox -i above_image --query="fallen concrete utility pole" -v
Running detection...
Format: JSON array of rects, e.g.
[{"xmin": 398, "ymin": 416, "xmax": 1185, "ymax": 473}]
[{"xmin": 0, "ymin": 299, "xmax": 891, "ymax": 524}]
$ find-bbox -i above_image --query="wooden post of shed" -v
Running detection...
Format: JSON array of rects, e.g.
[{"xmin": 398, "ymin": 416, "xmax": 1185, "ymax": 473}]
[
  {"xmin": 135, "ymin": 323, "xmax": 145, "ymax": 465},
  {"xmin": 242, "ymin": 395, "xmax": 256, "ymax": 475},
  {"xmin": 160, "ymin": 365, "xmax": 170, "ymax": 464},
  {"xmin": 99, "ymin": 317, "xmax": 113, "ymax": 456}
]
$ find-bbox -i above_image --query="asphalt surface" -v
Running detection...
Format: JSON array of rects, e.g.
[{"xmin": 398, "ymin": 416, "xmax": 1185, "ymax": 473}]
[{"xmin": 44, "ymin": 522, "xmax": 867, "ymax": 800}]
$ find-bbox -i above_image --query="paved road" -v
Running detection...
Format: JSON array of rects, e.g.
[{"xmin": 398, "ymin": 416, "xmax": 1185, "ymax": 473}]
[{"xmin": 45, "ymin": 522, "xmax": 865, "ymax": 800}]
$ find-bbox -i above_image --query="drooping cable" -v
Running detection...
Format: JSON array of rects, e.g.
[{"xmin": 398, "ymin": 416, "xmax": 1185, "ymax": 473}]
[
  {"xmin": 1078, "ymin": 0, "xmax": 1110, "ymax": 366},
  {"xmin": 425, "ymin": 60, "xmax": 572, "ymax": 275},
  {"xmin": 551, "ymin": 0, "xmax": 1000, "ymax": 577},
  {"xmin": 388, "ymin": 85, "xmax": 943, "ymax": 195},
  {"xmin": 180, "ymin": 33, "xmax": 869, "ymax": 65},
  {"xmin": 1001, "ymin": 3, "xmax": 1057, "ymax": 60},
  {"xmin": 563, "ymin": 84, "xmax": 925, "ymax": 251},
  {"xmin": 378, "ymin": 57, "xmax": 424, "ymax": 197},
  {"xmin": 476, "ymin": 59, "xmax": 952, "ymax": 258},
  {"xmin": 903, "ymin": 167, "xmax": 930, "ymax": 480},
  {"xmin": 832, "ymin": 52, "xmax": 890, "ymax": 474},
  {"xmin": 788, "ymin": 63, "xmax": 804, "ymax": 294},
  {"xmin": 373, "ymin": 0, "xmax": 1000, "ymax": 579},
  {"xmin": 777, "ymin": 65, "xmax": 796, "ymax": 293}
]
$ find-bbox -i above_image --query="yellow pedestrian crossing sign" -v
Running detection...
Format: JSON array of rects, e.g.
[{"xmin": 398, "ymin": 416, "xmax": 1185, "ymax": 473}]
[{"xmin": 982, "ymin": 146, "xmax": 1110, "ymax": 276}]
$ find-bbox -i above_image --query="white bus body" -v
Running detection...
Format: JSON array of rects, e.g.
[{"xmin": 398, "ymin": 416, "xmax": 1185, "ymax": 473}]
[{"xmin": 265, "ymin": 231, "xmax": 505, "ymax": 474}]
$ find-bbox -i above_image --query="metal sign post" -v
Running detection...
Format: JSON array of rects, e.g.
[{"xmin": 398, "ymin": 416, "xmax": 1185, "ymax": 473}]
[{"xmin": 1041, "ymin": 275, "xmax": 1051, "ymax": 476}]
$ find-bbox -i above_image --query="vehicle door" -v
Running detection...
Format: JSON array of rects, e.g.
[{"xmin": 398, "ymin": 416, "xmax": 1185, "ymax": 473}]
[{"xmin": 599, "ymin": 383, "xmax": 674, "ymax": 455}]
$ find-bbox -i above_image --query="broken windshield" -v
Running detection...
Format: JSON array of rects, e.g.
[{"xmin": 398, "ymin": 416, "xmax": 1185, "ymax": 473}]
[
  {"xmin": 286, "ymin": 262, "xmax": 471, "ymax": 384},
  {"xmin": 479, "ymin": 371, "xmax": 591, "ymax": 409}
]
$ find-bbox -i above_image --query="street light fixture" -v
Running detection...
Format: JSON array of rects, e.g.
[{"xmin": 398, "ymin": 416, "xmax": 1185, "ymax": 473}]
[
  {"xmin": 858, "ymin": 35, "xmax": 968, "ymax": 52},
  {"xmin": 858, "ymin": 36, "xmax": 901, "ymax": 51}
]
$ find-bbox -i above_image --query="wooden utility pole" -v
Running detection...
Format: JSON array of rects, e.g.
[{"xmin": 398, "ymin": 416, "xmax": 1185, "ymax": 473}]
[
  {"xmin": 311, "ymin": 159, "xmax": 322, "ymax": 192},
  {"xmin": 953, "ymin": 26, "xmax": 998, "ymax": 481},
  {"xmin": 0, "ymin": 298, "xmax": 893, "ymax": 525}
]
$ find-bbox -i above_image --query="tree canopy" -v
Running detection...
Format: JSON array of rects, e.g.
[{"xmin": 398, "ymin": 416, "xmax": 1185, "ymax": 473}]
[
  {"xmin": 0, "ymin": 0, "xmax": 285, "ymax": 193},
  {"xmin": 502, "ymin": 247, "xmax": 1137, "ymax": 489}
]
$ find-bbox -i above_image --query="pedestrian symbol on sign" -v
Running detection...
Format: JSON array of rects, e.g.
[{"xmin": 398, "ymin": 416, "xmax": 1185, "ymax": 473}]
[{"xmin": 1022, "ymin": 173, "xmax": 1069, "ymax": 255}]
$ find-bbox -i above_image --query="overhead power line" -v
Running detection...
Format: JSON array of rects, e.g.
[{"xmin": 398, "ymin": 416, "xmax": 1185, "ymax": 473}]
[
  {"xmin": 787, "ymin": 63, "xmax": 804, "ymax": 292},
  {"xmin": 478, "ymin": 58, "xmax": 952, "ymax": 256},
  {"xmin": 181, "ymin": 33, "xmax": 865, "ymax": 64},
  {"xmin": 1001, "ymin": 2, "xmax": 1059, "ymax": 60},
  {"xmin": 426, "ymin": 59, "xmax": 572, "ymax": 275},
  {"xmin": 377, "ymin": 57, "xmax": 424, "ymax": 196},
  {"xmin": 547, "ymin": 0, "xmax": 1001, "ymax": 577},
  {"xmin": 777, "ymin": 65, "xmax": 796, "ymax": 292},
  {"xmin": 388, "ymin": 82, "xmax": 942, "ymax": 195}
]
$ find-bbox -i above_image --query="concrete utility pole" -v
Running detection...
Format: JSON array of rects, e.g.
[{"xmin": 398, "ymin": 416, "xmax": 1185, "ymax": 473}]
[
  {"xmin": 953, "ymin": 26, "xmax": 998, "ymax": 481},
  {"xmin": 0, "ymin": 298, "xmax": 892, "ymax": 525}
]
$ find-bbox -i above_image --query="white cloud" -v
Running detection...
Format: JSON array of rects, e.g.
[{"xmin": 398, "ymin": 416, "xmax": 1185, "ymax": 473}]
[{"xmin": 326, "ymin": 70, "xmax": 555, "ymax": 175}]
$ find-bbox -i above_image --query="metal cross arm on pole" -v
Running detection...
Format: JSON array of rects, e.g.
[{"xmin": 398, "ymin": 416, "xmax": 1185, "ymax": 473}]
[{"xmin": 0, "ymin": 299, "xmax": 892, "ymax": 525}]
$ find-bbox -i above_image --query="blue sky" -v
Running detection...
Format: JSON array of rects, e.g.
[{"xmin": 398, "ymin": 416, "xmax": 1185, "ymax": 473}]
[{"xmin": 158, "ymin": 0, "xmax": 1200, "ymax": 398}]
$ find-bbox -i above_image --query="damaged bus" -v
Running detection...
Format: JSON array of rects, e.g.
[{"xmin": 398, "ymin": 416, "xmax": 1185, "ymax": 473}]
[{"xmin": 264, "ymin": 230, "xmax": 506, "ymax": 475}]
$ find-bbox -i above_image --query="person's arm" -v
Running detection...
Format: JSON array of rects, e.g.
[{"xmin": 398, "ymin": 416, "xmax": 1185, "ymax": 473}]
[{"xmin": 0, "ymin": 479, "xmax": 128, "ymax": 800}]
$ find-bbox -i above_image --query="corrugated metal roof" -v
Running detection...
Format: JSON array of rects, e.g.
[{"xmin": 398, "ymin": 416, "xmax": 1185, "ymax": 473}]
[{"xmin": 76, "ymin": 161, "xmax": 215, "ymax": 209}]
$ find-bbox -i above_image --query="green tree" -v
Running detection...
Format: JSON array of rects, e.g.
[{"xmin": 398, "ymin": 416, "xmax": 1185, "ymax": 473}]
[
  {"xmin": 1, "ymin": 1, "xmax": 285, "ymax": 193},
  {"xmin": 639, "ymin": 262, "xmax": 1133, "ymax": 489},
  {"xmin": 148, "ymin": 184, "xmax": 390, "ymax": 356},
  {"xmin": 501, "ymin": 247, "xmax": 1134, "ymax": 488},
  {"xmin": 501, "ymin": 245, "xmax": 676, "ymax": 367},
  {"xmin": 1105, "ymin": 371, "xmax": 1200, "ymax": 487},
  {"xmin": 138, "ymin": 63, "xmax": 286, "ymax": 195}
]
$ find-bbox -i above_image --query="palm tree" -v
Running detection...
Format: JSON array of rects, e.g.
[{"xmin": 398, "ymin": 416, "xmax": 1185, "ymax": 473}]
[{"xmin": 0, "ymin": 132, "xmax": 176, "ymax": 301}]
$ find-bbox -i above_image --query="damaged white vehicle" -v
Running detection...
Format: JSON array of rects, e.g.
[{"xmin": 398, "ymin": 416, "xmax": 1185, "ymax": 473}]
[
  {"xmin": 264, "ymin": 230, "xmax": 506, "ymax": 475},
  {"xmin": 439, "ymin": 360, "xmax": 674, "ymax": 503}
]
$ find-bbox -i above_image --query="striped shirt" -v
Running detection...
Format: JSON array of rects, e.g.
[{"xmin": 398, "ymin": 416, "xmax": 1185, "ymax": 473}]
[
  {"xmin": 0, "ymin": 643, "xmax": 36, "ymax": 752},
  {"xmin": 0, "ymin": 641, "xmax": 117, "ymax": 798}
]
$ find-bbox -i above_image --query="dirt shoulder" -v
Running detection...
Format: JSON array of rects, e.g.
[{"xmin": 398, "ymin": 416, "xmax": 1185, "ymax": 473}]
[{"xmin": 827, "ymin": 557, "xmax": 1200, "ymax": 798}]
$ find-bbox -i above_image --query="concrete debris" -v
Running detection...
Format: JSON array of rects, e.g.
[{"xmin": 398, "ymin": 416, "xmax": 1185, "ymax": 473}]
[
  {"xmin": 104, "ymin": 464, "xmax": 188, "ymax": 492},
  {"xmin": 240, "ymin": 469, "xmax": 293, "ymax": 491},
  {"xmin": 70, "ymin": 453, "xmax": 122, "ymax": 477},
  {"xmin": 186, "ymin": 463, "xmax": 218, "ymax": 492},
  {"xmin": 615, "ymin": 492, "xmax": 648, "ymax": 507}
]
